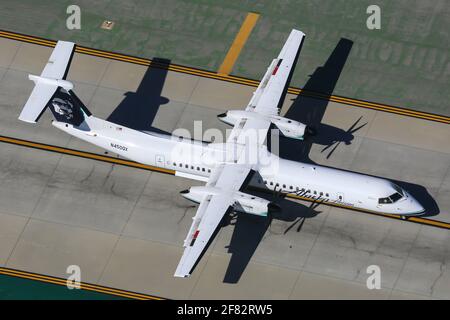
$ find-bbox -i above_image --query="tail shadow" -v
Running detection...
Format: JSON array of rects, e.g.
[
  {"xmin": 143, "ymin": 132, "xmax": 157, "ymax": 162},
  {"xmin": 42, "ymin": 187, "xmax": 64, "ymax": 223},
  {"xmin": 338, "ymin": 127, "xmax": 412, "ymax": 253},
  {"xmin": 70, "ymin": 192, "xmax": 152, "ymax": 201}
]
[{"xmin": 107, "ymin": 58, "xmax": 170, "ymax": 133}]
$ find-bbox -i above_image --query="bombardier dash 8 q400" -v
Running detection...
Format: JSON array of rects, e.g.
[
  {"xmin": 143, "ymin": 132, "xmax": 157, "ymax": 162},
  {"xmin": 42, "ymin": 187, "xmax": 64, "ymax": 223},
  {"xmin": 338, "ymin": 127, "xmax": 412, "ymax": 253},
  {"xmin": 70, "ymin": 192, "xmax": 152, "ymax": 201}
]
[{"xmin": 18, "ymin": 29, "xmax": 425, "ymax": 278}]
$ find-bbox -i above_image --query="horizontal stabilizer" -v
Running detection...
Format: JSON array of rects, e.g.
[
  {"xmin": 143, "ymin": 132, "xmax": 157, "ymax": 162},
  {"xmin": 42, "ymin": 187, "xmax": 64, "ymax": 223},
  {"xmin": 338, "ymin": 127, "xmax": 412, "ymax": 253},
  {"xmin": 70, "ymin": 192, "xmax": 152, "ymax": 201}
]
[{"xmin": 18, "ymin": 41, "xmax": 75, "ymax": 123}]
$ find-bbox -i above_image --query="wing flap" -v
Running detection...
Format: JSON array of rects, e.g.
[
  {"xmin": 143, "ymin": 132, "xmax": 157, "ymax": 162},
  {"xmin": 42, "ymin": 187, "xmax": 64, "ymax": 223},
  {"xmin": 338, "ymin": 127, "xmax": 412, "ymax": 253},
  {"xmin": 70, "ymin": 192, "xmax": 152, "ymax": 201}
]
[
  {"xmin": 175, "ymin": 194, "xmax": 233, "ymax": 277},
  {"xmin": 227, "ymin": 117, "xmax": 271, "ymax": 146},
  {"xmin": 175, "ymin": 164, "xmax": 253, "ymax": 278},
  {"xmin": 227, "ymin": 29, "xmax": 305, "ymax": 146},
  {"xmin": 246, "ymin": 29, "xmax": 305, "ymax": 116}
]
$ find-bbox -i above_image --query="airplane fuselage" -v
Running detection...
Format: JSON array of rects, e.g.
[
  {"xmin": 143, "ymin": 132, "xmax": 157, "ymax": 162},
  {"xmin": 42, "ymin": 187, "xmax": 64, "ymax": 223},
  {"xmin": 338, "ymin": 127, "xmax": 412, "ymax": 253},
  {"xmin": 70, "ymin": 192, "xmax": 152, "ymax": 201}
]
[{"xmin": 53, "ymin": 117, "xmax": 425, "ymax": 216}]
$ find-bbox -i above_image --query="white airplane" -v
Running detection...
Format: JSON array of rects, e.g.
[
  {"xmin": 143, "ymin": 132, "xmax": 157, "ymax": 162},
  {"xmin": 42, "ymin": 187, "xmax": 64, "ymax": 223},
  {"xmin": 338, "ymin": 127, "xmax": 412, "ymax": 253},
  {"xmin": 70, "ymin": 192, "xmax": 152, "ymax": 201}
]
[{"xmin": 18, "ymin": 30, "xmax": 425, "ymax": 278}]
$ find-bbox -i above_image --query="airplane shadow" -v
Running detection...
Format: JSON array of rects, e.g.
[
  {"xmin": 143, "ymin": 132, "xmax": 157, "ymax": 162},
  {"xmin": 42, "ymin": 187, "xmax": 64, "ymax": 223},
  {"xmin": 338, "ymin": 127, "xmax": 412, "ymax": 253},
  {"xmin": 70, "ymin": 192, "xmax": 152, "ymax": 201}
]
[
  {"xmin": 221, "ymin": 39, "xmax": 355, "ymax": 284},
  {"xmin": 222, "ymin": 37, "xmax": 439, "ymax": 283},
  {"xmin": 391, "ymin": 179, "xmax": 439, "ymax": 217},
  {"xmin": 222, "ymin": 186, "xmax": 320, "ymax": 284},
  {"xmin": 277, "ymin": 37, "xmax": 439, "ymax": 216},
  {"xmin": 106, "ymin": 58, "xmax": 171, "ymax": 133},
  {"xmin": 280, "ymin": 38, "xmax": 355, "ymax": 163}
]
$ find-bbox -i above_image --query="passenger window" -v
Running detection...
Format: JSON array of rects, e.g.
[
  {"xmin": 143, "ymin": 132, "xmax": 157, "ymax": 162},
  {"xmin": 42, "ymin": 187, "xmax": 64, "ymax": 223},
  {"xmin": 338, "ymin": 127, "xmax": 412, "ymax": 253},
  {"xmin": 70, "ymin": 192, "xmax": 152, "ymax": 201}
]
[
  {"xmin": 185, "ymin": 164, "xmax": 188, "ymax": 168},
  {"xmin": 202, "ymin": 168, "xmax": 205, "ymax": 172}
]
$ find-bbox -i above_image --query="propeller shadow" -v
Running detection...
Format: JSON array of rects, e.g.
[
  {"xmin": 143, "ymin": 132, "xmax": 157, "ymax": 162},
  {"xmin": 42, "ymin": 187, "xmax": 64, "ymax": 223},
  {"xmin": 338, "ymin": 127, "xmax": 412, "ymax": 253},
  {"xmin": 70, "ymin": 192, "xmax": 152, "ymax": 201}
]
[
  {"xmin": 222, "ymin": 183, "xmax": 320, "ymax": 284},
  {"xmin": 280, "ymin": 38, "xmax": 354, "ymax": 163},
  {"xmin": 222, "ymin": 37, "xmax": 439, "ymax": 283},
  {"xmin": 107, "ymin": 58, "xmax": 170, "ymax": 133}
]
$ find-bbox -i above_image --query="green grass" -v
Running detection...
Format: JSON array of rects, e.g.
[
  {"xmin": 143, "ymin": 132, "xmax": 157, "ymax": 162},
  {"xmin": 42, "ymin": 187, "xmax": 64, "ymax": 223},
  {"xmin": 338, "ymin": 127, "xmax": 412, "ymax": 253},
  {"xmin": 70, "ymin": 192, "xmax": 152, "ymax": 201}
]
[
  {"xmin": 0, "ymin": 0, "xmax": 448, "ymax": 115},
  {"xmin": 0, "ymin": 274, "xmax": 129, "ymax": 300}
]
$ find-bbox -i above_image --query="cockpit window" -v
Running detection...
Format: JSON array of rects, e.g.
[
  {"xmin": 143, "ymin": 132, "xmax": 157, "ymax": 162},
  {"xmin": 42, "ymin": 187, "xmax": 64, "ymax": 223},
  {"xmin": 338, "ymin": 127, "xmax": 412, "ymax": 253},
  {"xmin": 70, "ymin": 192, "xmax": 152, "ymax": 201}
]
[
  {"xmin": 391, "ymin": 183, "xmax": 404, "ymax": 196},
  {"xmin": 390, "ymin": 192, "xmax": 402, "ymax": 202},
  {"xmin": 378, "ymin": 196, "xmax": 392, "ymax": 204},
  {"xmin": 378, "ymin": 192, "xmax": 403, "ymax": 204}
]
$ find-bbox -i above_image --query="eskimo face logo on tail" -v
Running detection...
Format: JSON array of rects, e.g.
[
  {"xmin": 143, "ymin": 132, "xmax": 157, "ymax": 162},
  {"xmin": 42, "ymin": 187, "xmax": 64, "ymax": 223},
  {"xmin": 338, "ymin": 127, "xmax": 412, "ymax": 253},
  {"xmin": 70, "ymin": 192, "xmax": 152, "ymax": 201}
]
[
  {"xmin": 48, "ymin": 89, "xmax": 85, "ymax": 127},
  {"xmin": 51, "ymin": 98, "xmax": 74, "ymax": 120}
]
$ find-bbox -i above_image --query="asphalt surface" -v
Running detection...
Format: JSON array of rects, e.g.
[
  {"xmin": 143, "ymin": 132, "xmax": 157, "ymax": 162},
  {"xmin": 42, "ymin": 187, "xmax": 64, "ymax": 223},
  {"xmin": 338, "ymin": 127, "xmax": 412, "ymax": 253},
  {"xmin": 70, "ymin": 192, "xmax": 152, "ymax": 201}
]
[{"xmin": 0, "ymin": 37, "xmax": 449, "ymax": 299}]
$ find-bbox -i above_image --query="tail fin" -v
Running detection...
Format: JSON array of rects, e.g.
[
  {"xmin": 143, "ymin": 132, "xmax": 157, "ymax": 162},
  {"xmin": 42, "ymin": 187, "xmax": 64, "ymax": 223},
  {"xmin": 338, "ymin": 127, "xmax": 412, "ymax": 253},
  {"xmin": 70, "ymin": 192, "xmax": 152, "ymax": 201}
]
[
  {"xmin": 18, "ymin": 40, "xmax": 90, "ymax": 126},
  {"xmin": 47, "ymin": 88, "xmax": 91, "ymax": 127}
]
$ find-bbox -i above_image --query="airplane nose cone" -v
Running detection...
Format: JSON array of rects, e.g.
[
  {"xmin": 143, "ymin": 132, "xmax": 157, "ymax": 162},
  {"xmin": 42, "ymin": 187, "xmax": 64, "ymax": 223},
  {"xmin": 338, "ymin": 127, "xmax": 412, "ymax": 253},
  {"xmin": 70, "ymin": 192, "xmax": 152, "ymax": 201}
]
[{"xmin": 404, "ymin": 194, "xmax": 425, "ymax": 215}]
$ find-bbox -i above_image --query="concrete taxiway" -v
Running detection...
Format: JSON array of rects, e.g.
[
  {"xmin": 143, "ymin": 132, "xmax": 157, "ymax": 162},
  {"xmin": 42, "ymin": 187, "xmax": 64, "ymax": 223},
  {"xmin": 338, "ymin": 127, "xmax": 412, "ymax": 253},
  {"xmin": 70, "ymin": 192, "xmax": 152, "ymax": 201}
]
[{"xmin": 0, "ymin": 37, "xmax": 449, "ymax": 299}]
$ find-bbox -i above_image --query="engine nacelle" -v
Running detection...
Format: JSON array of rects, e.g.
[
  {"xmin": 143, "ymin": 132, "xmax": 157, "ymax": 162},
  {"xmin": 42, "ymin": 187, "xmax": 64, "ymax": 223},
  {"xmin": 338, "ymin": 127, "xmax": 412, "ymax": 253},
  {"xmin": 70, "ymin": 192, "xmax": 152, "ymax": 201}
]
[
  {"xmin": 180, "ymin": 186, "xmax": 273, "ymax": 217},
  {"xmin": 217, "ymin": 110, "xmax": 311, "ymax": 140},
  {"xmin": 232, "ymin": 191, "xmax": 271, "ymax": 217},
  {"xmin": 269, "ymin": 116, "xmax": 307, "ymax": 140}
]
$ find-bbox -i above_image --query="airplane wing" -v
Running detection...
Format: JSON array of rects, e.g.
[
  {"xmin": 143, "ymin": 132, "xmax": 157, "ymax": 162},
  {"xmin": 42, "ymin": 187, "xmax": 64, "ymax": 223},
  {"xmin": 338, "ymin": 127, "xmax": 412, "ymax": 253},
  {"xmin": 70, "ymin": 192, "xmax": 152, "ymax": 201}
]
[
  {"xmin": 227, "ymin": 29, "xmax": 305, "ymax": 145},
  {"xmin": 174, "ymin": 164, "xmax": 253, "ymax": 277}
]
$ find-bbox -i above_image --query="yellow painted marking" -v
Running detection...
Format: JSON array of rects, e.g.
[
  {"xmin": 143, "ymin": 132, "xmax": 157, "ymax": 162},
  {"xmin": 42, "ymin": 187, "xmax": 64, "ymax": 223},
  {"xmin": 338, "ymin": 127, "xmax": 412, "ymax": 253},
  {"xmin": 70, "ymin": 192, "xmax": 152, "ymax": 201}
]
[
  {"xmin": 217, "ymin": 12, "xmax": 260, "ymax": 75},
  {"xmin": 0, "ymin": 267, "xmax": 163, "ymax": 300},
  {"xmin": 1, "ymin": 134, "xmax": 449, "ymax": 231},
  {"xmin": 0, "ymin": 135, "xmax": 175, "ymax": 175},
  {"xmin": 0, "ymin": 29, "xmax": 448, "ymax": 124}
]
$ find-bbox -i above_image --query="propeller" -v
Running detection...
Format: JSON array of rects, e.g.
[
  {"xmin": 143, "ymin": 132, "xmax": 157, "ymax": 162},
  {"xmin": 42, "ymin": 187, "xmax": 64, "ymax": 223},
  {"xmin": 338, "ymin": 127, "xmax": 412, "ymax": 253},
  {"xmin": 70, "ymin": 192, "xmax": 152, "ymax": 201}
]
[{"xmin": 321, "ymin": 116, "xmax": 367, "ymax": 159}]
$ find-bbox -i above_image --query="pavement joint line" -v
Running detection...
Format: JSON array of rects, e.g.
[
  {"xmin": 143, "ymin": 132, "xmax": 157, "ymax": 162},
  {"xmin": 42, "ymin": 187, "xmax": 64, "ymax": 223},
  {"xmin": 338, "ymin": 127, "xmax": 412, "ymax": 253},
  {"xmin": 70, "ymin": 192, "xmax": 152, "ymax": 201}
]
[
  {"xmin": 0, "ymin": 29, "xmax": 448, "ymax": 124},
  {"xmin": 96, "ymin": 168, "xmax": 152, "ymax": 289},
  {"xmin": 217, "ymin": 12, "xmax": 260, "ymax": 75},
  {"xmin": 0, "ymin": 266, "xmax": 164, "ymax": 300},
  {"xmin": 1, "ymin": 134, "xmax": 449, "ymax": 231}
]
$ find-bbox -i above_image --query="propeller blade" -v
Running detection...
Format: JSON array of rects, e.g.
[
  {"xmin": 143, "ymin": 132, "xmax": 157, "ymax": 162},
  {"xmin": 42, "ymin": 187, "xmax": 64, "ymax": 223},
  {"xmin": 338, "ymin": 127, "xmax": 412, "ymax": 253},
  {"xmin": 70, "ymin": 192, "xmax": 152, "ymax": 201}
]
[
  {"xmin": 326, "ymin": 141, "xmax": 341, "ymax": 159},
  {"xmin": 349, "ymin": 122, "xmax": 367, "ymax": 134},
  {"xmin": 284, "ymin": 218, "xmax": 301, "ymax": 234},
  {"xmin": 321, "ymin": 141, "xmax": 337, "ymax": 153},
  {"xmin": 296, "ymin": 217, "xmax": 306, "ymax": 232},
  {"xmin": 347, "ymin": 116, "xmax": 363, "ymax": 133}
]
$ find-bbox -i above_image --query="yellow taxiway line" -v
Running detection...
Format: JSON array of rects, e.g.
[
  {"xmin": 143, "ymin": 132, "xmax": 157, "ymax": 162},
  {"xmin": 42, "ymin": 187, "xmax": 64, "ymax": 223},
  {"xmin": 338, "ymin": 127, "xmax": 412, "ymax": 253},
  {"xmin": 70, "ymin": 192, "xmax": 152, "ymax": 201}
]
[
  {"xmin": 0, "ymin": 267, "xmax": 164, "ymax": 300},
  {"xmin": 0, "ymin": 29, "xmax": 448, "ymax": 124},
  {"xmin": 1, "ymin": 29, "xmax": 447, "ymax": 298},
  {"xmin": 1, "ymin": 134, "xmax": 449, "ymax": 231},
  {"xmin": 217, "ymin": 12, "xmax": 260, "ymax": 75}
]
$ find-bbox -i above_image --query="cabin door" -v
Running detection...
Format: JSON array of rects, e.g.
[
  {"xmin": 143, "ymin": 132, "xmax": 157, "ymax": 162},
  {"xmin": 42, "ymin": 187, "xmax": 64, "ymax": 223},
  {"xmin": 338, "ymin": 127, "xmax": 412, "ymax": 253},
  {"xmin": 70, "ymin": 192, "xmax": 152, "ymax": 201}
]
[{"xmin": 155, "ymin": 154, "xmax": 165, "ymax": 168}]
